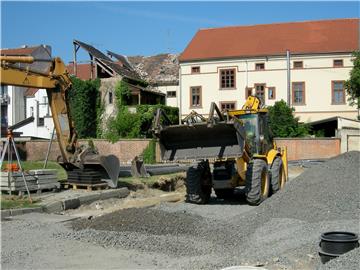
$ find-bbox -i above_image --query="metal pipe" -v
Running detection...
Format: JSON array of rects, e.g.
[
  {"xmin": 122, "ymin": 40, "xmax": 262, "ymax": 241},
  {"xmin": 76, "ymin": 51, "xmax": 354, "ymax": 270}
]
[
  {"xmin": 43, "ymin": 127, "xmax": 55, "ymax": 169},
  {"xmin": 0, "ymin": 56, "xmax": 34, "ymax": 63},
  {"xmin": 178, "ymin": 65, "xmax": 182, "ymax": 124},
  {"xmin": 286, "ymin": 50, "xmax": 291, "ymax": 106},
  {"xmin": 11, "ymin": 138, "xmax": 32, "ymax": 202},
  {"xmin": 73, "ymin": 43, "xmax": 77, "ymax": 76}
]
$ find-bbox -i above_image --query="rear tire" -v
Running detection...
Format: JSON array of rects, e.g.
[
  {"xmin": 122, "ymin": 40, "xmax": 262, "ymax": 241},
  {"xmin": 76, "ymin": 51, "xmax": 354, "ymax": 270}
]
[
  {"xmin": 245, "ymin": 159, "xmax": 270, "ymax": 205},
  {"xmin": 270, "ymin": 157, "xmax": 285, "ymax": 194},
  {"xmin": 186, "ymin": 160, "xmax": 212, "ymax": 204}
]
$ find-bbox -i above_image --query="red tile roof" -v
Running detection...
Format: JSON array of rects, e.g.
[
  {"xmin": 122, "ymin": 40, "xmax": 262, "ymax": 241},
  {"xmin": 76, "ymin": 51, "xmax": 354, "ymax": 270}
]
[
  {"xmin": 25, "ymin": 88, "xmax": 39, "ymax": 96},
  {"xmin": 67, "ymin": 63, "xmax": 94, "ymax": 80},
  {"xmin": 179, "ymin": 18, "xmax": 359, "ymax": 62},
  {"xmin": 0, "ymin": 47, "xmax": 37, "ymax": 56}
]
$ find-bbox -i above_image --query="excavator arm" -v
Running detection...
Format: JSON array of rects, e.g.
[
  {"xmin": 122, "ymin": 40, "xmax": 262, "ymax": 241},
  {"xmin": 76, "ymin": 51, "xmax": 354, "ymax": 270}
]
[
  {"xmin": 0, "ymin": 55, "xmax": 120, "ymax": 187},
  {"xmin": 0, "ymin": 56, "xmax": 75, "ymax": 163}
]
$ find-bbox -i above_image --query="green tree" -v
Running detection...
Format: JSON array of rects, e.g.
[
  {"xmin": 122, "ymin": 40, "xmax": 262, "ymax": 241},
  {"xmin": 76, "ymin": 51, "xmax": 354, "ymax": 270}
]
[
  {"xmin": 115, "ymin": 80, "xmax": 131, "ymax": 106},
  {"xmin": 105, "ymin": 104, "xmax": 178, "ymax": 141},
  {"xmin": 68, "ymin": 77, "xmax": 101, "ymax": 138},
  {"xmin": 345, "ymin": 51, "xmax": 360, "ymax": 110},
  {"xmin": 268, "ymin": 100, "xmax": 309, "ymax": 137}
]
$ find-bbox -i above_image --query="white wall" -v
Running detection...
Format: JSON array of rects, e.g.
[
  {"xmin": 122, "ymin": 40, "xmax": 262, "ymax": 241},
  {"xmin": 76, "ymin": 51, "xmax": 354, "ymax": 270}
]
[
  {"xmin": 7, "ymin": 85, "xmax": 26, "ymax": 127},
  {"xmin": 17, "ymin": 89, "xmax": 54, "ymax": 139},
  {"xmin": 156, "ymin": 85, "xmax": 179, "ymax": 107},
  {"xmin": 179, "ymin": 53, "xmax": 357, "ymax": 122}
]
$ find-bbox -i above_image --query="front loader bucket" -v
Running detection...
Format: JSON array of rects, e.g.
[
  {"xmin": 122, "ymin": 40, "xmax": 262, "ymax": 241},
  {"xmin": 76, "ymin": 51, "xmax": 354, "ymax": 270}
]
[
  {"xmin": 60, "ymin": 154, "xmax": 120, "ymax": 188},
  {"xmin": 82, "ymin": 154, "xmax": 120, "ymax": 188},
  {"xmin": 157, "ymin": 121, "xmax": 246, "ymax": 161}
]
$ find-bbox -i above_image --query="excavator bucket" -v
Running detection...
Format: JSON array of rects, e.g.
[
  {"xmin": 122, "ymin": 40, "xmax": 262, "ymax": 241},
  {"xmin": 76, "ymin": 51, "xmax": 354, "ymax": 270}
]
[
  {"xmin": 60, "ymin": 153, "xmax": 120, "ymax": 188},
  {"xmin": 157, "ymin": 120, "xmax": 246, "ymax": 161}
]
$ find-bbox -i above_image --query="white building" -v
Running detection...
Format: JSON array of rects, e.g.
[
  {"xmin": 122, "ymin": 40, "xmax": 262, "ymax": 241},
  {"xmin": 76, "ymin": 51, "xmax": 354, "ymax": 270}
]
[
  {"xmin": 1, "ymin": 45, "xmax": 54, "ymax": 138},
  {"xmin": 178, "ymin": 18, "xmax": 359, "ymax": 122},
  {"xmin": 1, "ymin": 85, "xmax": 53, "ymax": 139}
]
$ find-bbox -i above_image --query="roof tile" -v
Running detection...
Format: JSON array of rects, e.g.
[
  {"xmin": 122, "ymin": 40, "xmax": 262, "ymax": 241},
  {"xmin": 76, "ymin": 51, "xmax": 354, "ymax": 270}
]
[{"xmin": 179, "ymin": 18, "xmax": 359, "ymax": 62}]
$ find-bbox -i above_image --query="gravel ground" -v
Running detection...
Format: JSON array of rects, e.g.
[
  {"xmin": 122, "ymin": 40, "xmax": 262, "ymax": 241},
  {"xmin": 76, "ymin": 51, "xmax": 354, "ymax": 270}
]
[{"xmin": 2, "ymin": 151, "xmax": 359, "ymax": 269}]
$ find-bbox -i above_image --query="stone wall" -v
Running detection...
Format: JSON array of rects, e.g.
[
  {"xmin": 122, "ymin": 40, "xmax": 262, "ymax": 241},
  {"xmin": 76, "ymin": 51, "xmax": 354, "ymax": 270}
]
[
  {"xmin": 23, "ymin": 139, "xmax": 150, "ymax": 165},
  {"xmin": 14, "ymin": 138, "xmax": 342, "ymax": 164},
  {"xmin": 275, "ymin": 138, "xmax": 341, "ymax": 161}
]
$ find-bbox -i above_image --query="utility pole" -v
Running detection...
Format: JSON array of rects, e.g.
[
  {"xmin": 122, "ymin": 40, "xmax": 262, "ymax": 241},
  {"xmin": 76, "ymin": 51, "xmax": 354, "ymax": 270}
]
[{"xmin": 286, "ymin": 50, "xmax": 291, "ymax": 106}]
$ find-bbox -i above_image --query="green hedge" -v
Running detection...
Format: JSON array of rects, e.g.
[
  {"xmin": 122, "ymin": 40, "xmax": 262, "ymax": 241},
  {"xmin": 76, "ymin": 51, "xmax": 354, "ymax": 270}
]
[
  {"xmin": 68, "ymin": 77, "xmax": 101, "ymax": 138},
  {"xmin": 268, "ymin": 100, "xmax": 310, "ymax": 137},
  {"xmin": 105, "ymin": 104, "xmax": 178, "ymax": 141}
]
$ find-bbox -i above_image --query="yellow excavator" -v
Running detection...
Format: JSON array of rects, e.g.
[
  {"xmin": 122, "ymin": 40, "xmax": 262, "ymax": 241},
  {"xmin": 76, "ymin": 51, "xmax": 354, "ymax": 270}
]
[
  {"xmin": 153, "ymin": 96, "xmax": 288, "ymax": 205},
  {"xmin": 0, "ymin": 55, "xmax": 120, "ymax": 188}
]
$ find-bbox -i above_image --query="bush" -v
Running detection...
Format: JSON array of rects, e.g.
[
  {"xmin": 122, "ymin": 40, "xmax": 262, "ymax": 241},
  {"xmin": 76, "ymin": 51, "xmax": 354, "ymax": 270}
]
[
  {"xmin": 68, "ymin": 77, "xmax": 101, "ymax": 138},
  {"xmin": 268, "ymin": 100, "xmax": 310, "ymax": 137},
  {"xmin": 105, "ymin": 104, "xmax": 178, "ymax": 141},
  {"xmin": 345, "ymin": 51, "xmax": 360, "ymax": 110},
  {"xmin": 142, "ymin": 140, "xmax": 156, "ymax": 164}
]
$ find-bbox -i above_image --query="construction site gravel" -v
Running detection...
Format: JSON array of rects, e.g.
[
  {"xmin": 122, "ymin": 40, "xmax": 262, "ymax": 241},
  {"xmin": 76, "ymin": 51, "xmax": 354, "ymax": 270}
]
[{"xmin": 1, "ymin": 151, "xmax": 359, "ymax": 269}]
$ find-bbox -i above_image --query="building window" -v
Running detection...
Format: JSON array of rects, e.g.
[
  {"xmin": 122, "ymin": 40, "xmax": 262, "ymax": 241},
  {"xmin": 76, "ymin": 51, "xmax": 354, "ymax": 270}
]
[
  {"xmin": 333, "ymin": 59, "xmax": 344, "ymax": 67},
  {"xmin": 38, "ymin": 117, "xmax": 44, "ymax": 127},
  {"xmin": 255, "ymin": 84, "xmax": 266, "ymax": 104},
  {"xmin": 293, "ymin": 61, "xmax": 303, "ymax": 69},
  {"xmin": 167, "ymin": 91, "xmax": 176, "ymax": 98},
  {"xmin": 30, "ymin": 107, "xmax": 34, "ymax": 117},
  {"xmin": 332, "ymin": 81, "xmax": 345, "ymax": 104},
  {"xmin": 220, "ymin": 102, "xmax": 236, "ymax": 111},
  {"xmin": 255, "ymin": 63, "xmax": 265, "ymax": 71},
  {"xmin": 292, "ymin": 82, "xmax": 305, "ymax": 105},
  {"xmin": 268, "ymin": 87, "xmax": 276, "ymax": 100},
  {"xmin": 190, "ymin": 86, "xmax": 202, "ymax": 108},
  {"xmin": 220, "ymin": 69, "xmax": 236, "ymax": 89},
  {"xmin": 42, "ymin": 96, "xmax": 48, "ymax": 104},
  {"xmin": 191, "ymin": 66, "xmax": 200, "ymax": 74},
  {"xmin": 108, "ymin": 91, "xmax": 113, "ymax": 104},
  {"xmin": 245, "ymin": 87, "xmax": 253, "ymax": 98}
]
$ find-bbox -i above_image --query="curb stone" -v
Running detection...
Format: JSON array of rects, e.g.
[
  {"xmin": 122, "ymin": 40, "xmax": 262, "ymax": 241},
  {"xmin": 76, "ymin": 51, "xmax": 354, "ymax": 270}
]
[
  {"xmin": 78, "ymin": 193, "xmax": 100, "ymax": 204},
  {"xmin": 43, "ymin": 201, "xmax": 63, "ymax": 213},
  {"xmin": 62, "ymin": 198, "xmax": 80, "ymax": 210},
  {"xmin": 2, "ymin": 187, "xmax": 131, "ymax": 215},
  {"xmin": 99, "ymin": 188, "xmax": 130, "ymax": 200},
  {"xmin": 1, "ymin": 210, "xmax": 11, "ymax": 218},
  {"xmin": 0, "ymin": 207, "xmax": 43, "ymax": 218}
]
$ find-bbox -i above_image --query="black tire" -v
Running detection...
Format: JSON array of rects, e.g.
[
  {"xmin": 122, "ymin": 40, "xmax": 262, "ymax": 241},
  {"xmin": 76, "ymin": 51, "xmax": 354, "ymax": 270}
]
[
  {"xmin": 270, "ymin": 157, "xmax": 285, "ymax": 194},
  {"xmin": 185, "ymin": 161, "xmax": 212, "ymax": 204},
  {"xmin": 214, "ymin": 188, "xmax": 234, "ymax": 200},
  {"xmin": 245, "ymin": 159, "xmax": 270, "ymax": 205}
]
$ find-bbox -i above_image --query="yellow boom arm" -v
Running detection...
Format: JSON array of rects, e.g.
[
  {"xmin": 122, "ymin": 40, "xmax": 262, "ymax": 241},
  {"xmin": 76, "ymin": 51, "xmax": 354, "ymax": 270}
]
[{"xmin": 0, "ymin": 55, "xmax": 75, "ymax": 163}]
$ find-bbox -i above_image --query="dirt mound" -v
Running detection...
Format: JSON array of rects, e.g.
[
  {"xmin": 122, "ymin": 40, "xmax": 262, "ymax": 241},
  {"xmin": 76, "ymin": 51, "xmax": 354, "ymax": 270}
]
[
  {"xmin": 67, "ymin": 151, "xmax": 359, "ymax": 269},
  {"xmin": 258, "ymin": 150, "xmax": 360, "ymax": 222},
  {"xmin": 72, "ymin": 207, "xmax": 204, "ymax": 236}
]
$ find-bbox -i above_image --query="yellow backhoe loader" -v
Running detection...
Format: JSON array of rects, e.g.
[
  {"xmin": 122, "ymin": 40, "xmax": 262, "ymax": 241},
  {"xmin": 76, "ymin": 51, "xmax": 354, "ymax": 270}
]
[
  {"xmin": 0, "ymin": 55, "xmax": 120, "ymax": 188},
  {"xmin": 153, "ymin": 96, "xmax": 288, "ymax": 205}
]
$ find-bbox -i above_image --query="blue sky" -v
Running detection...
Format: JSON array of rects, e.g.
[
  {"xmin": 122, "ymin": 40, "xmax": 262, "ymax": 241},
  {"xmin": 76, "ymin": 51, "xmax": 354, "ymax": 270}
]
[{"xmin": 1, "ymin": 1, "xmax": 359, "ymax": 63}]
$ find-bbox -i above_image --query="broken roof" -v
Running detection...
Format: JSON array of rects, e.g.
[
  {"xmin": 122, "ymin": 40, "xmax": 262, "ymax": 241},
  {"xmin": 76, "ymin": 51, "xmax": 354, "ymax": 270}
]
[
  {"xmin": 107, "ymin": 51, "xmax": 134, "ymax": 71},
  {"xmin": 73, "ymin": 40, "xmax": 141, "ymax": 81},
  {"xmin": 180, "ymin": 18, "xmax": 359, "ymax": 62},
  {"xmin": 128, "ymin": 54, "xmax": 179, "ymax": 85},
  {"xmin": 1, "ymin": 45, "xmax": 52, "ymax": 74},
  {"xmin": 1, "ymin": 46, "xmax": 37, "ymax": 56}
]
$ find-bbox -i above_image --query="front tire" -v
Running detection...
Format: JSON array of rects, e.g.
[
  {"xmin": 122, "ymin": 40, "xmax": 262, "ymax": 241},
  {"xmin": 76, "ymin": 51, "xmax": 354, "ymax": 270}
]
[
  {"xmin": 185, "ymin": 160, "xmax": 212, "ymax": 204},
  {"xmin": 245, "ymin": 159, "xmax": 270, "ymax": 205},
  {"xmin": 270, "ymin": 157, "xmax": 285, "ymax": 194}
]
